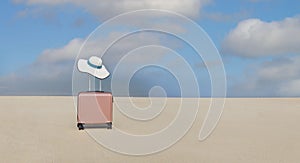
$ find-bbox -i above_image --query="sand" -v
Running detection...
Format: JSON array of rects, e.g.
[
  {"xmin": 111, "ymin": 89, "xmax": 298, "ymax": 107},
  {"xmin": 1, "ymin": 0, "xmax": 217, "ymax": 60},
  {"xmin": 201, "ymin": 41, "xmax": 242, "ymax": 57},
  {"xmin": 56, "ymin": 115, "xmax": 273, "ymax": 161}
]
[{"xmin": 0, "ymin": 96, "xmax": 299, "ymax": 163}]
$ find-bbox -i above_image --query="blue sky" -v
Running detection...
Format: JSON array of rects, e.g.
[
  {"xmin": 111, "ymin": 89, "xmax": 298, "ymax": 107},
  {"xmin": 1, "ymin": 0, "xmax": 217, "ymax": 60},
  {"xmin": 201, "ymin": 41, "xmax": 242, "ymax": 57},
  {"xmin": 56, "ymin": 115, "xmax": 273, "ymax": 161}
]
[{"xmin": 1, "ymin": 0, "xmax": 300, "ymax": 97}]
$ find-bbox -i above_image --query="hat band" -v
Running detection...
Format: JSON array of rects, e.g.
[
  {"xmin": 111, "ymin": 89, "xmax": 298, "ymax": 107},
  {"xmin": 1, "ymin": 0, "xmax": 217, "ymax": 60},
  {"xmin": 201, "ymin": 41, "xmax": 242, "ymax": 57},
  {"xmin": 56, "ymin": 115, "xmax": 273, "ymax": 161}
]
[{"xmin": 88, "ymin": 60, "xmax": 102, "ymax": 69}]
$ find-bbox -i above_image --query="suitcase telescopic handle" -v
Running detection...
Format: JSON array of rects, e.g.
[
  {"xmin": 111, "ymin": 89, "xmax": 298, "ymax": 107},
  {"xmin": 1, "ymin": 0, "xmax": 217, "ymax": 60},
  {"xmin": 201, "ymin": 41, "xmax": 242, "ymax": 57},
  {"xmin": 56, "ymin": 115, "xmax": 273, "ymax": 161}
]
[
  {"xmin": 88, "ymin": 75, "xmax": 103, "ymax": 92},
  {"xmin": 88, "ymin": 75, "xmax": 91, "ymax": 91},
  {"xmin": 99, "ymin": 78, "xmax": 102, "ymax": 91}
]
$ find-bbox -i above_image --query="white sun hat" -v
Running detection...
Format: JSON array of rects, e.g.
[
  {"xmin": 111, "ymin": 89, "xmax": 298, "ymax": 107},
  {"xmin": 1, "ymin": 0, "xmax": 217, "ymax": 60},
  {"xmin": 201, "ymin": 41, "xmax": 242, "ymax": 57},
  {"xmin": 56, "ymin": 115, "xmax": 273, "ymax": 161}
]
[{"xmin": 77, "ymin": 56, "xmax": 110, "ymax": 79}]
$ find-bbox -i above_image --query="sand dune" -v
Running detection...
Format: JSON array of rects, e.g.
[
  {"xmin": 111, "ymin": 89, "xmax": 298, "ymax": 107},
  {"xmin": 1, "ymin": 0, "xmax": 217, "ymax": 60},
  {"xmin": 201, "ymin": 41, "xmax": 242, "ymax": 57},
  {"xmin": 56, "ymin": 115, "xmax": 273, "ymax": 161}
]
[{"xmin": 0, "ymin": 96, "xmax": 299, "ymax": 162}]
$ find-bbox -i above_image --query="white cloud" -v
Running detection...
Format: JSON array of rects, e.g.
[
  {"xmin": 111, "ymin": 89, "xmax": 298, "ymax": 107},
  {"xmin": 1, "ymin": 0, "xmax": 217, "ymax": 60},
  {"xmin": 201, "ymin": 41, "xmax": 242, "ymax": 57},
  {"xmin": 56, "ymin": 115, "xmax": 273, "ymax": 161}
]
[
  {"xmin": 222, "ymin": 16, "xmax": 300, "ymax": 57},
  {"xmin": 37, "ymin": 31, "xmax": 166, "ymax": 63},
  {"xmin": 37, "ymin": 38, "xmax": 84, "ymax": 63},
  {"xmin": 230, "ymin": 56, "xmax": 300, "ymax": 96},
  {"xmin": 15, "ymin": 0, "xmax": 210, "ymax": 19},
  {"xmin": 0, "ymin": 31, "xmax": 178, "ymax": 95},
  {"xmin": 7, "ymin": 0, "xmax": 213, "ymax": 96},
  {"xmin": 257, "ymin": 57, "xmax": 299, "ymax": 80},
  {"xmin": 278, "ymin": 79, "xmax": 300, "ymax": 96}
]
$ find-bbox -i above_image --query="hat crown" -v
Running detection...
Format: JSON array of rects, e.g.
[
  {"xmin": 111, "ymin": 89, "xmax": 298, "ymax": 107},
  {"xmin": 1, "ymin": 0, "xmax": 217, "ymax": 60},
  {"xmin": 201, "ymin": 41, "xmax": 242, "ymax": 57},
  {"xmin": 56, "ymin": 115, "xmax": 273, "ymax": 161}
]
[
  {"xmin": 77, "ymin": 56, "xmax": 110, "ymax": 79},
  {"xmin": 89, "ymin": 56, "xmax": 102, "ymax": 66}
]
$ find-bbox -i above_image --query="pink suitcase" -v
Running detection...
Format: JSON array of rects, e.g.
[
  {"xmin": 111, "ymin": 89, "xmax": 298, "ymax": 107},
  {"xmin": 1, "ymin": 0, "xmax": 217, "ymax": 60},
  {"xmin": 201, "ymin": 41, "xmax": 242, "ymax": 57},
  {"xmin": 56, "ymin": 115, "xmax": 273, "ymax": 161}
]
[{"xmin": 77, "ymin": 91, "xmax": 113, "ymax": 130}]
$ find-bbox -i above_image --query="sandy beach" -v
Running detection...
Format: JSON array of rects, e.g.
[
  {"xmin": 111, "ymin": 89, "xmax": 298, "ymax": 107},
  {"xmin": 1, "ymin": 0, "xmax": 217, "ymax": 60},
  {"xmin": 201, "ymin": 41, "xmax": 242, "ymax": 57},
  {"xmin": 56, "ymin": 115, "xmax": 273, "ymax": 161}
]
[{"xmin": 0, "ymin": 96, "xmax": 299, "ymax": 163}]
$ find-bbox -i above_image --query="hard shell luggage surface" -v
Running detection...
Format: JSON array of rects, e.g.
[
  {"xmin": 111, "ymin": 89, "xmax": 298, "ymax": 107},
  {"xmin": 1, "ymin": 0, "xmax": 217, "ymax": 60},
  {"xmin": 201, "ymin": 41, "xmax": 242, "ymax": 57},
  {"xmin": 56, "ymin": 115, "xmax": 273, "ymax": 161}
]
[{"xmin": 77, "ymin": 91, "xmax": 113, "ymax": 130}]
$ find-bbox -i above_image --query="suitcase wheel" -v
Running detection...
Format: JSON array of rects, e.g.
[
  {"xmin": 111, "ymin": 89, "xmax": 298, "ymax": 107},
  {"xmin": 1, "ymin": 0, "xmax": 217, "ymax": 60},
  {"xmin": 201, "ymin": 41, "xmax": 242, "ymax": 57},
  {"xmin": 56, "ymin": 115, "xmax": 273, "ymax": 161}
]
[
  {"xmin": 77, "ymin": 123, "xmax": 84, "ymax": 130},
  {"xmin": 107, "ymin": 122, "xmax": 112, "ymax": 129}
]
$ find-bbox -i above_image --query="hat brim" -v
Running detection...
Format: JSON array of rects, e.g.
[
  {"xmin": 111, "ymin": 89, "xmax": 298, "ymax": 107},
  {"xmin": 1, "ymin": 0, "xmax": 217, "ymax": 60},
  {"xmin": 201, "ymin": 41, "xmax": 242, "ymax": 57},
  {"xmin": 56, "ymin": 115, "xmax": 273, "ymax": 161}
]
[{"xmin": 77, "ymin": 59, "xmax": 110, "ymax": 79}]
